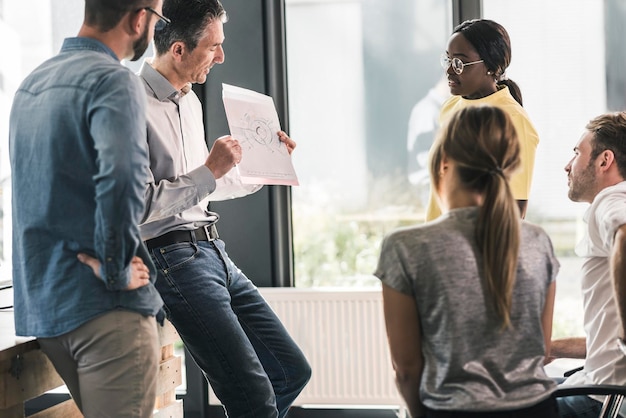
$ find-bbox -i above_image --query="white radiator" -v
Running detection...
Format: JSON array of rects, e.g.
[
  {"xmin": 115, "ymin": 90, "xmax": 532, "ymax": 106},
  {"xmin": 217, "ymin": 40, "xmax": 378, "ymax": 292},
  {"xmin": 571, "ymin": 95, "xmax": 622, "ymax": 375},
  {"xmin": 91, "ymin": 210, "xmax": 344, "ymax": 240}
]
[{"xmin": 209, "ymin": 287, "xmax": 403, "ymax": 407}]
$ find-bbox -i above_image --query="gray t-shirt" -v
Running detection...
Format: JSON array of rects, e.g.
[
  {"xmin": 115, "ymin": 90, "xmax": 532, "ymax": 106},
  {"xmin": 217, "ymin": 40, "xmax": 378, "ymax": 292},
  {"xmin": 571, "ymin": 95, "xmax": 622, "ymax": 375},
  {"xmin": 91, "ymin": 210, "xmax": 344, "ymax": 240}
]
[{"xmin": 375, "ymin": 207, "xmax": 558, "ymax": 411}]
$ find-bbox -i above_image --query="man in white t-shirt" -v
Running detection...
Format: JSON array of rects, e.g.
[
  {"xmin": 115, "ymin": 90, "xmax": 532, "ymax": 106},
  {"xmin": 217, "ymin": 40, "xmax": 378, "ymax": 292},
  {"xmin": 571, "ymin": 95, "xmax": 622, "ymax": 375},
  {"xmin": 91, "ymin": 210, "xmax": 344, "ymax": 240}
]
[{"xmin": 551, "ymin": 112, "xmax": 626, "ymax": 417}]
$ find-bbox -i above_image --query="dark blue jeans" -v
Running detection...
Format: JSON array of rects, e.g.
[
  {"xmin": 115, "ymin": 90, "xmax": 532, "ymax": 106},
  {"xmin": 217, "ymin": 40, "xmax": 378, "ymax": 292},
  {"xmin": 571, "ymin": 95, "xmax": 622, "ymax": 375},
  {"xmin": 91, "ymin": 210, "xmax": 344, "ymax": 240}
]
[
  {"xmin": 426, "ymin": 396, "xmax": 559, "ymax": 418},
  {"xmin": 150, "ymin": 239, "xmax": 311, "ymax": 418},
  {"xmin": 556, "ymin": 395, "xmax": 602, "ymax": 418}
]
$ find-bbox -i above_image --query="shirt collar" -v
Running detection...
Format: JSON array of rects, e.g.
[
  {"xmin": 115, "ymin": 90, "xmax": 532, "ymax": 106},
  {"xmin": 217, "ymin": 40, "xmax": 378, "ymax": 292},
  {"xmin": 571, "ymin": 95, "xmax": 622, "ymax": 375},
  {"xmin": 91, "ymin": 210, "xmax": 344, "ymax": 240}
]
[
  {"xmin": 61, "ymin": 37, "xmax": 119, "ymax": 61},
  {"xmin": 139, "ymin": 60, "xmax": 191, "ymax": 102},
  {"xmin": 590, "ymin": 180, "xmax": 626, "ymax": 206},
  {"xmin": 584, "ymin": 180, "xmax": 626, "ymax": 222}
]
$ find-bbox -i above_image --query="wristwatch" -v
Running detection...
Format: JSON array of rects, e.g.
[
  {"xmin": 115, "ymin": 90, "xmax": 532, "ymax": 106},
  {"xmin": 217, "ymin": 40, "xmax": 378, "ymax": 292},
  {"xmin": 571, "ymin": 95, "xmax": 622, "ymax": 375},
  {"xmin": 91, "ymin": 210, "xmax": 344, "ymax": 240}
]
[{"xmin": 617, "ymin": 338, "xmax": 626, "ymax": 356}]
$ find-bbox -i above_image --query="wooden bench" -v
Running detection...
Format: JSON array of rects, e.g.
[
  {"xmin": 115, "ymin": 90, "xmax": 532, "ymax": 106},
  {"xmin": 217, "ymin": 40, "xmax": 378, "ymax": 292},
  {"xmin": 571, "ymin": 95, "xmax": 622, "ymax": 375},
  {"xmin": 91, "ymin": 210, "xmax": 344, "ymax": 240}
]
[{"xmin": 0, "ymin": 314, "xmax": 183, "ymax": 418}]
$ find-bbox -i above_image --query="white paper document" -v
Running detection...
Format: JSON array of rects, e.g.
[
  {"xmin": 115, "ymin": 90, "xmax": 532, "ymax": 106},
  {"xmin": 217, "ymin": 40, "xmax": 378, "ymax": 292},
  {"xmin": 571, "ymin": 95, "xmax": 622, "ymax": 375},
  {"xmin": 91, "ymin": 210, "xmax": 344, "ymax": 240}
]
[{"xmin": 222, "ymin": 83, "xmax": 299, "ymax": 186}]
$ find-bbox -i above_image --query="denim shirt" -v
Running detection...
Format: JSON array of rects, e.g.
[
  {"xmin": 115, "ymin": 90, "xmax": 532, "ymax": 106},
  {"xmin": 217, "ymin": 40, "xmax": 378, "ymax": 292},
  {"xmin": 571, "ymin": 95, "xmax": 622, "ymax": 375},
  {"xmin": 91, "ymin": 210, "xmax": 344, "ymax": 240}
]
[{"xmin": 9, "ymin": 37, "xmax": 163, "ymax": 338}]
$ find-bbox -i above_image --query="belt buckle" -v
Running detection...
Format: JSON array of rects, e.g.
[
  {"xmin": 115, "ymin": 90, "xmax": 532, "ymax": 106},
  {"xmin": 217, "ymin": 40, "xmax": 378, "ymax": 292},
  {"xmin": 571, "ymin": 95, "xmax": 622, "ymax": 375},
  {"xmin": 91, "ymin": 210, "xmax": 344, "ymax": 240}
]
[{"xmin": 202, "ymin": 224, "xmax": 219, "ymax": 241}]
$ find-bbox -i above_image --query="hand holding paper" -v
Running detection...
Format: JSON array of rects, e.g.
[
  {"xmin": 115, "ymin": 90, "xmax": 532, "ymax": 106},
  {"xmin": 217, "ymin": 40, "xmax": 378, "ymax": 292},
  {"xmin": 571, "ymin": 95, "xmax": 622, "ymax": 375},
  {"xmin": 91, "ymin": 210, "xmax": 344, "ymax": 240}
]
[{"xmin": 277, "ymin": 130, "xmax": 297, "ymax": 155}]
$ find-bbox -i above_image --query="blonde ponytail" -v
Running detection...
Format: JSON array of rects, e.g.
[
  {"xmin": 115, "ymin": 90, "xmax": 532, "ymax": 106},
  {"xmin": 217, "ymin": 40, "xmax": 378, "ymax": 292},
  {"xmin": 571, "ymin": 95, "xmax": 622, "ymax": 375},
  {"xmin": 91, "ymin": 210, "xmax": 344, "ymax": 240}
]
[{"xmin": 430, "ymin": 106, "xmax": 521, "ymax": 328}]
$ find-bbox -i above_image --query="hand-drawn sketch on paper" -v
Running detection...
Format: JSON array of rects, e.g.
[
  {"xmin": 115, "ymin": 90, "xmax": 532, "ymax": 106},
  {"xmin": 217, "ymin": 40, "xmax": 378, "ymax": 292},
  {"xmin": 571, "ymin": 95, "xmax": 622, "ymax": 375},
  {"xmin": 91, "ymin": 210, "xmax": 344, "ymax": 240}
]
[
  {"xmin": 239, "ymin": 113, "xmax": 289, "ymax": 156},
  {"xmin": 222, "ymin": 83, "xmax": 298, "ymax": 186}
]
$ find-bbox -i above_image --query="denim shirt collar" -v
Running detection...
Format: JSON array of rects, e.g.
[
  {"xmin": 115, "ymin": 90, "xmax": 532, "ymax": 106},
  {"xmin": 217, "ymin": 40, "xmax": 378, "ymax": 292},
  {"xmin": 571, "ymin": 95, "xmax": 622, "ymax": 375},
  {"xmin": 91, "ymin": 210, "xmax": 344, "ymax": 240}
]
[{"xmin": 61, "ymin": 37, "xmax": 119, "ymax": 61}]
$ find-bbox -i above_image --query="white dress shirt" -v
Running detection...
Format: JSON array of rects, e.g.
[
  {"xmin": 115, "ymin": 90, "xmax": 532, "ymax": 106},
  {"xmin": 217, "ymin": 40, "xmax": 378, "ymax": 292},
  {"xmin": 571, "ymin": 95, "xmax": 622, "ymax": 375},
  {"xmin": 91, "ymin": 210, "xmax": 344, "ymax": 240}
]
[
  {"xmin": 565, "ymin": 181, "xmax": 626, "ymax": 389},
  {"xmin": 138, "ymin": 60, "xmax": 261, "ymax": 240}
]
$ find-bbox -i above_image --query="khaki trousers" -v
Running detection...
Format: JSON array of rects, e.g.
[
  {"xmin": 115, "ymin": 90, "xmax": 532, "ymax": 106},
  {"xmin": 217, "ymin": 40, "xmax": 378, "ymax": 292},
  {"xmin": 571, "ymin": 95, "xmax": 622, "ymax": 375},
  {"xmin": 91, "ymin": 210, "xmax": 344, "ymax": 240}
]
[{"xmin": 38, "ymin": 310, "xmax": 159, "ymax": 418}]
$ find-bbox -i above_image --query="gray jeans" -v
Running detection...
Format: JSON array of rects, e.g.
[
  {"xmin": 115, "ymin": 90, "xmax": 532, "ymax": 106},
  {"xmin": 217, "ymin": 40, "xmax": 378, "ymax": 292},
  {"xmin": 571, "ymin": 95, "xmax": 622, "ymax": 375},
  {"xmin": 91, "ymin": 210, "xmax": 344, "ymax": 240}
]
[{"xmin": 38, "ymin": 310, "xmax": 160, "ymax": 418}]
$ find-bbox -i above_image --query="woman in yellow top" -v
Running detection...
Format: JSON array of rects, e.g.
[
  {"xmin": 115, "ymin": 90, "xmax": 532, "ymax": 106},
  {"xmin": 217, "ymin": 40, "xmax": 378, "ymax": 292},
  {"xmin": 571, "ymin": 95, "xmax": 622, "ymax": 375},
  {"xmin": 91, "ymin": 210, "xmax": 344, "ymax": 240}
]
[{"xmin": 426, "ymin": 19, "xmax": 538, "ymax": 220}]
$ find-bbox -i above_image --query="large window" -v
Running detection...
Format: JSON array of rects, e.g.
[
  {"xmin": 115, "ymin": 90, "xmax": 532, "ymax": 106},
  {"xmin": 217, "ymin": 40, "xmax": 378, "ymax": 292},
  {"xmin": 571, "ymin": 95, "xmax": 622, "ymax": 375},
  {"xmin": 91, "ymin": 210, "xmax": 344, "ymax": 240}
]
[{"xmin": 286, "ymin": 0, "xmax": 452, "ymax": 286}]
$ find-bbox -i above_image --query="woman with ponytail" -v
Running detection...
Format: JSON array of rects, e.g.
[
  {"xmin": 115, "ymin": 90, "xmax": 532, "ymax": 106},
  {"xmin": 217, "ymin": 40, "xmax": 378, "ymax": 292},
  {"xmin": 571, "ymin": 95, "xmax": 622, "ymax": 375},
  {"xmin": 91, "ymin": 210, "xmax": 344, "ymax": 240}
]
[
  {"xmin": 426, "ymin": 19, "xmax": 538, "ymax": 220},
  {"xmin": 375, "ymin": 106, "xmax": 558, "ymax": 418}
]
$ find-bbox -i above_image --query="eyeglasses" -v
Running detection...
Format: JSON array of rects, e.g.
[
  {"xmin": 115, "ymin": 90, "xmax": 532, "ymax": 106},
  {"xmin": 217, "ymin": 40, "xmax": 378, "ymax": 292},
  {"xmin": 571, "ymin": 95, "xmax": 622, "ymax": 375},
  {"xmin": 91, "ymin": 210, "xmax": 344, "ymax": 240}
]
[
  {"xmin": 440, "ymin": 54, "xmax": 484, "ymax": 75},
  {"xmin": 143, "ymin": 7, "xmax": 171, "ymax": 31}
]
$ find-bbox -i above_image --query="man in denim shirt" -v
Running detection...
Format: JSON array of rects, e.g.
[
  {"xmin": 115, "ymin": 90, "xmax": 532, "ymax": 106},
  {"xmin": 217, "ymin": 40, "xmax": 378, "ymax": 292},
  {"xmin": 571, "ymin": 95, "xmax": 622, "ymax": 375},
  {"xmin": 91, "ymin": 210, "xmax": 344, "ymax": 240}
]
[{"xmin": 9, "ymin": 1, "xmax": 167, "ymax": 416}]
